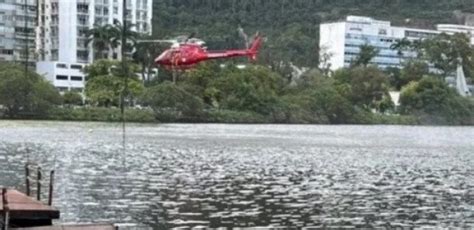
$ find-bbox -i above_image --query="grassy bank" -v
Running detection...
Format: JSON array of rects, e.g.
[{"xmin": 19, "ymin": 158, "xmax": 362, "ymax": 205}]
[
  {"xmin": 38, "ymin": 107, "xmax": 420, "ymax": 125},
  {"xmin": 47, "ymin": 107, "xmax": 156, "ymax": 123}
]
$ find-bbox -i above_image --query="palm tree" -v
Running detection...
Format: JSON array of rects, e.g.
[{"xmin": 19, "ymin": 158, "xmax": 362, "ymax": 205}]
[
  {"xmin": 133, "ymin": 35, "xmax": 163, "ymax": 83},
  {"xmin": 86, "ymin": 24, "xmax": 116, "ymax": 60},
  {"xmin": 109, "ymin": 20, "xmax": 139, "ymax": 57}
]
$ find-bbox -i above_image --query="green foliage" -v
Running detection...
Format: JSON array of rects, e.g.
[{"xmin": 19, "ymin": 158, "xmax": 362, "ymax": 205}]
[
  {"xmin": 0, "ymin": 63, "xmax": 61, "ymax": 118},
  {"xmin": 133, "ymin": 35, "xmax": 164, "ymax": 83},
  {"xmin": 140, "ymin": 82, "xmax": 204, "ymax": 121},
  {"xmin": 352, "ymin": 44, "xmax": 379, "ymax": 67},
  {"xmin": 84, "ymin": 60, "xmax": 143, "ymax": 107},
  {"xmin": 48, "ymin": 107, "xmax": 155, "ymax": 122},
  {"xmin": 152, "ymin": 0, "xmax": 473, "ymax": 68},
  {"xmin": 86, "ymin": 22, "xmax": 139, "ymax": 60},
  {"xmin": 335, "ymin": 67, "xmax": 390, "ymax": 110},
  {"xmin": 86, "ymin": 24, "xmax": 116, "ymax": 59},
  {"xmin": 209, "ymin": 66, "xmax": 283, "ymax": 115},
  {"xmin": 400, "ymin": 61, "xmax": 430, "ymax": 86},
  {"xmin": 419, "ymin": 33, "xmax": 473, "ymax": 77},
  {"xmin": 63, "ymin": 92, "xmax": 84, "ymax": 106},
  {"xmin": 384, "ymin": 67, "xmax": 403, "ymax": 90},
  {"xmin": 400, "ymin": 77, "xmax": 474, "ymax": 125},
  {"xmin": 204, "ymin": 110, "xmax": 269, "ymax": 123},
  {"xmin": 396, "ymin": 33, "xmax": 474, "ymax": 79}
]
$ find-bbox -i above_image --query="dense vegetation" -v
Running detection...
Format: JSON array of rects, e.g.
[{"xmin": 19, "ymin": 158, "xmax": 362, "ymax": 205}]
[
  {"xmin": 0, "ymin": 63, "xmax": 61, "ymax": 118},
  {"xmin": 1, "ymin": 2, "xmax": 474, "ymax": 125},
  {"xmin": 152, "ymin": 0, "xmax": 474, "ymax": 68}
]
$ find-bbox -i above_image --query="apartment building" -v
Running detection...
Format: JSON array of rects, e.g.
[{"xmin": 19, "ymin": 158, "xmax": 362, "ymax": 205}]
[{"xmin": 35, "ymin": 0, "xmax": 152, "ymax": 92}]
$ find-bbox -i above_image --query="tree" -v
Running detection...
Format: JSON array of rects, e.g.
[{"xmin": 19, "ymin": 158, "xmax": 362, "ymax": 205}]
[
  {"xmin": 63, "ymin": 92, "xmax": 84, "ymax": 106},
  {"xmin": 384, "ymin": 67, "xmax": 403, "ymax": 90},
  {"xmin": 352, "ymin": 44, "xmax": 379, "ymax": 67},
  {"xmin": 140, "ymin": 82, "xmax": 204, "ymax": 121},
  {"xmin": 417, "ymin": 33, "xmax": 474, "ymax": 77},
  {"xmin": 0, "ymin": 63, "xmax": 61, "ymax": 118},
  {"xmin": 152, "ymin": 0, "xmax": 474, "ymax": 71},
  {"xmin": 86, "ymin": 24, "xmax": 116, "ymax": 59},
  {"xmin": 400, "ymin": 77, "xmax": 474, "ymax": 125},
  {"xmin": 84, "ymin": 60, "xmax": 143, "ymax": 107},
  {"xmin": 390, "ymin": 37, "xmax": 412, "ymax": 63},
  {"xmin": 133, "ymin": 35, "xmax": 163, "ymax": 83},
  {"xmin": 109, "ymin": 20, "xmax": 139, "ymax": 55},
  {"xmin": 209, "ymin": 65, "xmax": 284, "ymax": 115},
  {"xmin": 337, "ymin": 67, "xmax": 390, "ymax": 110},
  {"xmin": 400, "ymin": 60, "xmax": 429, "ymax": 86}
]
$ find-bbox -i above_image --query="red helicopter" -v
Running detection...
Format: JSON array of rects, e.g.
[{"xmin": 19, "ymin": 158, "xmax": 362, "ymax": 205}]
[{"xmin": 138, "ymin": 32, "xmax": 263, "ymax": 70}]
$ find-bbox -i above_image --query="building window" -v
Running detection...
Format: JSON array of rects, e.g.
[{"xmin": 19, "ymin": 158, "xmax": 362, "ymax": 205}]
[
  {"xmin": 405, "ymin": 30, "xmax": 437, "ymax": 38},
  {"xmin": 0, "ymin": 49, "xmax": 14, "ymax": 55},
  {"xmin": 56, "ymin": 63, "xmax": 68, "ymax": 68},
  {"xmin": 70, "ymin": 64, "xmax": 83, "ymax": 70},
  {"xmin": 71, "ymin": 76, "xmax": 83, "ymax": 81},
  {"xmin": 95, "ymin": 6, "xmax": 102, "ymax": 15},
  {"xmin": 379, "ymin": 29, "xmax": 387, "ymax": 35},
  {"xmin": 56, "ymin": 75, "xmax": 68, "ymax": 80},
  {"xmin": 349, "ymin": 27, "xmax": 362, "ymax": 32},
  {"xmin": 77, "ymin": 3, "xmax": 89, "ymax": 14},
  {"xmin": 77, "ymin": 51, "xmax": 89, "ymax": 63},
  {"xmin": 78, "ymin": 15, "xmax": 88, "ymax": 26}
]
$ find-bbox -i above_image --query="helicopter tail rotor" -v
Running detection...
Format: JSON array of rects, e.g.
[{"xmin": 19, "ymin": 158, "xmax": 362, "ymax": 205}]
[
  {"xmin": 237, "ymin": 26, "xmax": 250, "ymax": 49},
  {"xmin": 248, "ymin": 33, "xmax": 263, "ymax": 61}
]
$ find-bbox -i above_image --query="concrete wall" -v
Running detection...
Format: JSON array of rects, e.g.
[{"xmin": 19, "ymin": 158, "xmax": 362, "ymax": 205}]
[{"xmin": 320, "ymin": 22, "xmax": 346, "ymax": 70}]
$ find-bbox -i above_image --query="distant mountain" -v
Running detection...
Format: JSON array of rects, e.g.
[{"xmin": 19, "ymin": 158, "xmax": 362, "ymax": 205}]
[{"xmin": 152, "ymin": 0, "xmax": 474, "ymax": 67}]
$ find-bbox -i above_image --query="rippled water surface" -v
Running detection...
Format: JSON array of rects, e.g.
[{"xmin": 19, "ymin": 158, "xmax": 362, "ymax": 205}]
[{"xmin": 0, "ymin": 121, "xmax": 473, "ymax": 229}]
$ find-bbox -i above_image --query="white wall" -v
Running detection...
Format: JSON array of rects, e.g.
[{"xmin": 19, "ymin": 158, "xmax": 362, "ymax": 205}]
[
  {"xmin": 58, "ymin": 1, "xmax": 78, "ymax": 63},
  {"xmin": 320, "ymin": 22, "xmax": 347, "ymax": 71},
  {"xmin": 37, "ymin": 61, "xmax": 86, "ymax": 91}
]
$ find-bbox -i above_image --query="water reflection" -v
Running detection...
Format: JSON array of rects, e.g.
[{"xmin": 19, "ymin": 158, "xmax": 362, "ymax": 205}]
[{"xmin": 0, "ymin": 122, "xmax": 473, "ymax": 229}]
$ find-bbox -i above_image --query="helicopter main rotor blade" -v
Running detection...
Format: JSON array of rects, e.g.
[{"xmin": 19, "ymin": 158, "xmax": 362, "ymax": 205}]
[{"xmin": 136, "ymin": 39, "xmax": 178, "ymax": 44}]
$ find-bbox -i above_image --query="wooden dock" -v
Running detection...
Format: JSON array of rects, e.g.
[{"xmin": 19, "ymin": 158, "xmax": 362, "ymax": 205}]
[
  {"xmin": 11, "ymin": 224, "xmax": 115, "ymax": 230},
  {"xmin": 1, "ymin": 189, "xmax": 59, "ymax": 227}
]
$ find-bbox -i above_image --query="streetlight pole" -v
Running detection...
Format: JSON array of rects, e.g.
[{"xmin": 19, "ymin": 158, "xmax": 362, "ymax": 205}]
[
  {"xmin": 120, "ymin": 0, "xmax": 129, "ymax": 150},
  {"xmin": 24, "ymin": 0, "xmax": 29, "ymax": 75}
]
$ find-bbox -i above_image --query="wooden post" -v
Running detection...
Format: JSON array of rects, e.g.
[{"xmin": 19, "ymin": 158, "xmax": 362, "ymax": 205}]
[
  {"xmin": 25, "ymin": 163, "xmax": 30, "ymax": 196},
  {"xmin": 48, "ymin": 170, "xmax": 55, "ymax": 206},
  {"xmin": 2, "ymin": 188, "xmax": 9, "ymax": 230},
  {"xmin": 36, "ymin": 167, "xmax": 42, "ymax": 201}
]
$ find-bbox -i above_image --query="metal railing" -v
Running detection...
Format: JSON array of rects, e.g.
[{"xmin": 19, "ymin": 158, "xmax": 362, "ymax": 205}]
[{"xmin": 24, "ymin": 163, "xmax": 55, "ymax": 205}]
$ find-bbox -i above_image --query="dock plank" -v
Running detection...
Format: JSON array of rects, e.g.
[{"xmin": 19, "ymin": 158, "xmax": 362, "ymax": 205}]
[
  {"xmin": 1, "ymin": 189, "xmax": 60, "ymax": 219},
  {"xmin": 12, "ymin": 224, "xmax": 116, "ymax": 230}
]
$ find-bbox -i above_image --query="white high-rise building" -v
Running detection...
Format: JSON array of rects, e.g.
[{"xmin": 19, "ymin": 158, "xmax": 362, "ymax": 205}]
[
  {"xmin": 35, "ymin": 0, "xmax": 152, "ymax": 92},
  {"xmin": 0, "ymin": 0, "xmax": 37, "ymax": 66},
  {"xmin": 320, "ymin": 16, "xmax": 474, "ymax": 71}
]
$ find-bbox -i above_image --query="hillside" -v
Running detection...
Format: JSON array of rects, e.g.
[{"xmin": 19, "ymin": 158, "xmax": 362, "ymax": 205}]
[{"xmin": 152, "ymin": 0, "xmax": 474, "ymax": 67}]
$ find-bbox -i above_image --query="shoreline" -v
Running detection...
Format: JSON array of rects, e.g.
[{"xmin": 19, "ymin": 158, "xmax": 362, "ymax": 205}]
[{"xmin": 1, "ymin": 118, "xmax": 473, "ymax": 127}]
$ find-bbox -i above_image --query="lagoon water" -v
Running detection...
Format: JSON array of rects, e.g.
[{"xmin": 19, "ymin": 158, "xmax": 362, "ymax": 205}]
[{"xmin": 0, "ymin": 121, "xmax": 473, "ymax": 229}]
